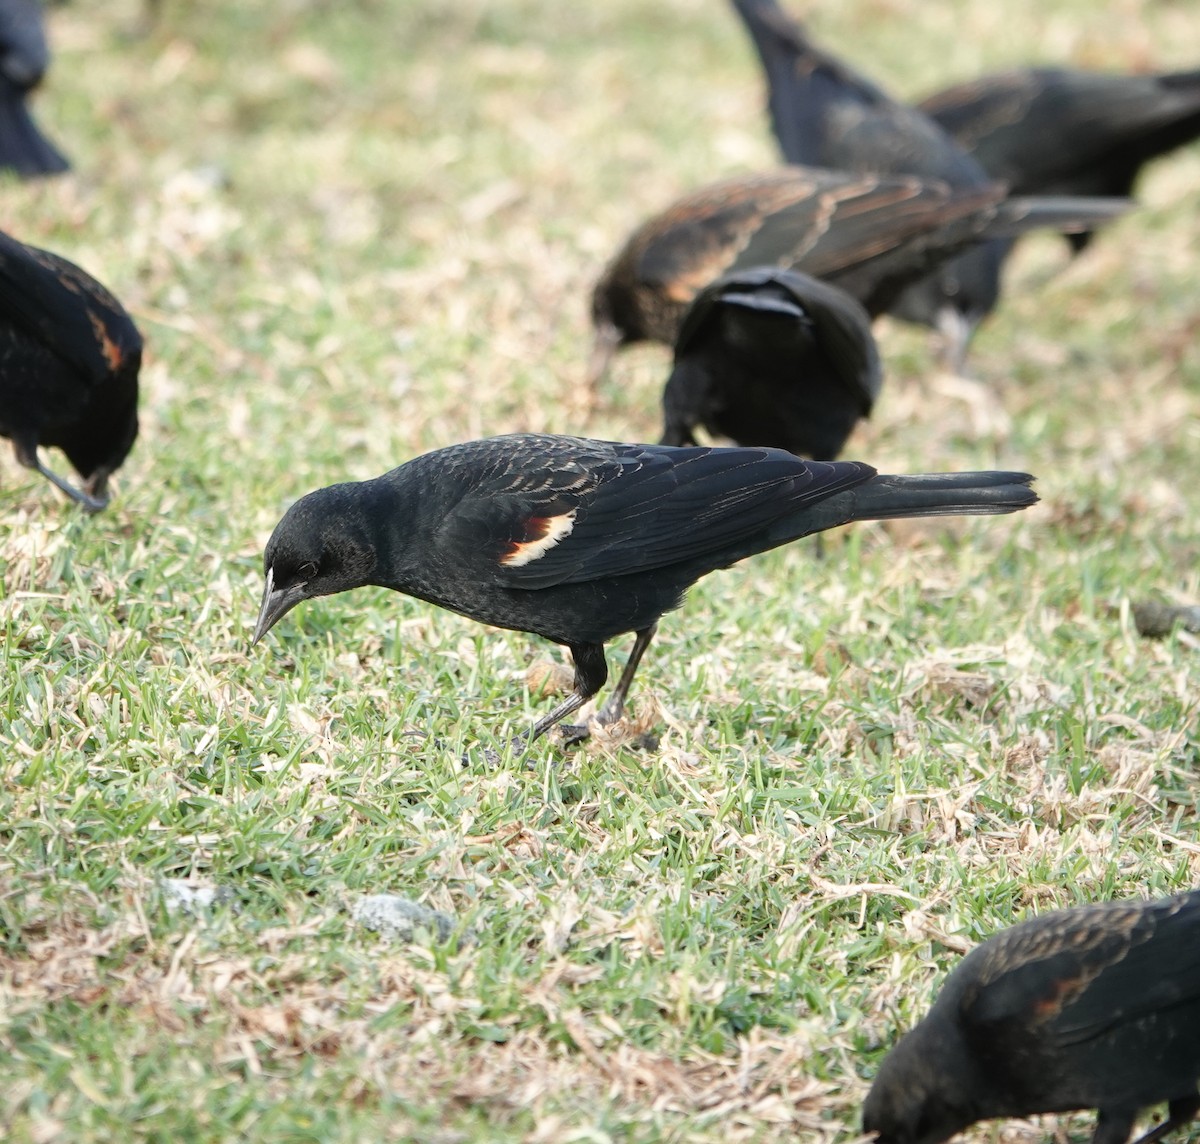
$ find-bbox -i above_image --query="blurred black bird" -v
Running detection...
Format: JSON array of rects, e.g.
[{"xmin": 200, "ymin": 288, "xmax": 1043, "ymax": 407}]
[
  {"xmin": 0, "ymin": 0, "xmax": 69, "ymax": 177},
  {"xmin": 254, "ymin": 434, "xmax": 1036, "ymax": 747},
  {"xmin": 589, "ymin": 167, "xmax": 1128, "ymax": 383},
  {"xmin": 863, "ymin": 889, "xmax": 1200, "ymax": 1144},
  {"xmin": 921, "ymin": 66, "xmax": 1200, "ymax": 255},
  {"xmin": 728, "ymin": 0, "xmax": 1007, "ymax": 368},
  {"xmin": 0, "ymin": 229, "xmax": 142, "ymax": 511},
  {"xmin": 660, "ymin": 266, "xmax": 881, "ymax": 460}
]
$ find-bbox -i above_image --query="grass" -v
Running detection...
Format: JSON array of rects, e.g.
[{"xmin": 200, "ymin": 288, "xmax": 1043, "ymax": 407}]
[{"xmin": 1, "ymin": 0, "xmax": 1199, "ymax": 1140}]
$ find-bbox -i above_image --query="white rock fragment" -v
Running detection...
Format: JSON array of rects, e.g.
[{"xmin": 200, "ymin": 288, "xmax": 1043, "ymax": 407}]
[
  {"xmin": 161, "ymin": 878, "xmax": 236, "ymax": 916},
  {"xmin": 349, "ymin": 893, "xmax": 457, "ymax": 943}
]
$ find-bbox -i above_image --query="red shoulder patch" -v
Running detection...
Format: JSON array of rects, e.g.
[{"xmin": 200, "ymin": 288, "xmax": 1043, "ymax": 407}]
[{"xmin": 500, "ymin": 510, "xmax": 577, "ymax": 567}]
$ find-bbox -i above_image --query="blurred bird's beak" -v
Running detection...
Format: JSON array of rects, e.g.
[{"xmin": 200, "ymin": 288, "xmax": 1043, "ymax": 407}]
[
  {"xmin": 82, "ymin": 470, "xmax": 112, "ymax": 513},
  {"xmin": 585, "ymin": 322, "xmax": 622, "ymax": 391},
  {"xmin": 251, "ymin": 566, "xmax": 306, "ymax": 647}
]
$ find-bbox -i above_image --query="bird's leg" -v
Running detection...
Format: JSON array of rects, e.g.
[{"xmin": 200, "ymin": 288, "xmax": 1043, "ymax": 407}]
[
  {"xmin": 520, "ymin": 642, "xmax": 609, "ymax": 747},
  {"xmin": 596, "ymin": 624, "xmax": 657, "ymax": 727},
  {"xmin": 1128, "ymin": 1098, "xmax": 1200, "ymax": 1144},
  {"xmin": 12, "ymin": 439, "xmax": 108, "ymax": 513},
  {"xmin": 933, "ymin": 305, "xmax": 975, "ymax": 377},
  {"xmin": 1090, "ymin": 1110, "xmax": 1139, "ymax": 1144},
  {"xmin": 584, "ymin": 322, "xmax": 621, "ymax": 399}
]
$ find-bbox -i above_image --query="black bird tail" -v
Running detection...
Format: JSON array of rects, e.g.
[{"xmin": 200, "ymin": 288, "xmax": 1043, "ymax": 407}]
[
  {"xmin": 839, "ymin": 471, "xmax": 1037, "ymax": 519},
  {"xmin": 985, "ymin": 196, "xmax": 1130, "ymax": 239},
  {"xmin": 1160, "ymin": 67, "xmax": 1200, "ymax": 92},
  {"xmin": 0, "ymin": 87, "xmax": 69, "ymax": 177},
  {"xmin": 768, "ymin": 470, "xmax": 1036, "ymax": 546},
  {"xmin": 730, "ymin": 0, "xmax": 890, "ymax": 164}
]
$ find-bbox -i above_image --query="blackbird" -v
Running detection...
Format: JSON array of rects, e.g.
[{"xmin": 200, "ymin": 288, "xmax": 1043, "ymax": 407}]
[
  {"xmin": 0, "ymin": 228, "xmax": 143, "ymax": 511},
  {"xmin": 727, "ymin": 0, "xmax": 1008, "ymax": 369},
  {"xmin": 921, "ymin": 66, "xmax": 1200, "ymax": 254},
  {"xmin": 660, "ymin": 266, "xmax": 881, "ymax": 460},
  {"xmin": 863, "ymin": 889, "xmax": 1200, "ymax": 1144},
  {"xmin": 589, "ymin": 167, "xmax": 1127, "ymax": 383},
  {"xmin": 254, "ymin": 434, "xmax": 1036, "ymax": 747},
  {"xmin": 0, "ymin": 0, "xmax": 69, "ymax": 177}
]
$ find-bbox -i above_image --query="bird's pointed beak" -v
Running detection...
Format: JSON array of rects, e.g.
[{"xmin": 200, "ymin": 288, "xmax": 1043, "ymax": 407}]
[
  {"xmin": 585, "ymin": 321, "xmax": 622, "ymax": 391},
  {"xmin": 81, "ymin": 470, "xmax": 112, "ymax": 514},
  {"xmin": 251, "ymin": 566, "xmax": 307, "ymax": 648}
]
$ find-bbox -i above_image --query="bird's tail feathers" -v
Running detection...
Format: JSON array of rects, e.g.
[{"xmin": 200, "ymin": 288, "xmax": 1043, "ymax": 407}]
[
  {"xmin": 767, "ymin": 470, "xmax": 1036, "ymax": 547},
  {"xmin": 987, "ymin": 196, "xmax": 1130, "ymax": 238},
  {"xmin": 846, "ymin": 471, "xmax": 1037, "ymax": 520}
]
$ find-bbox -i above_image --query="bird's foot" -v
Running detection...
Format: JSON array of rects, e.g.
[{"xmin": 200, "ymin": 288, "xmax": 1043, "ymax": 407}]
[{"xmin": 556, "ymin": 723, "xmax": 592, "ymax": 747}]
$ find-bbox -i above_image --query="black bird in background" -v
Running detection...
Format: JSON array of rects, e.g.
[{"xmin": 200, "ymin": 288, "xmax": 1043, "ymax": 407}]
[
  {"xmin": 589, "ymin": 167, "xmax": 1128, "ymax": 382},
  {"xmin": 0, "ymin": 229, "xmax": 142, "ymax": 511},
  {"xmin": 863, "ymin": 889, "xmax": 1200, "ymax": 1144},
  {"xmin": 254, "ymin": 434, "xmax": 1036, "ymax": 747},
  {"xmin": 728, "ymin": 0, "xmax": 1027, "ymax": 370},
  {"xmin": 920, "ymin": 66, "xmax": 1200, "ymax": 254},
  {"xmin": 660, "ymin": 267, "xmax": 882, "ymax": 461},
  {"xmin": 0, "ymin": 0, "xmax": 69, "ymax": 177}
]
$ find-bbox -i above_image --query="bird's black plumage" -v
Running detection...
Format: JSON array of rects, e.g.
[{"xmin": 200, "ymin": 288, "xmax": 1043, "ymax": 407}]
[
  {"xmin": 921, "ymin": 66, "xmax": 1200, "ymax": 254},
  {"xmin": 660, "ymin": 266, "xmax": 882, "ymax": 460},
  {"xmin": 0, "ymin": 229, "xmax": 143, "ymax": 511},
  {"xmin": 728, "ymin": 0, "xmax": 1010, "ymax": 368},
  {"xmin": 255, "ymin": 434, "xmax": 1037, "ymax": 746},
  {"xmin": 589, "ymin": 167, "xmax": 1127, "ymax": 384},
  {"xmin": 863, "ymin": 889, "xmax": 1200, "ymax": 1144},
  {"xmin": 0, "ymin": 0, "xmax": 68, "ymax": 177}
]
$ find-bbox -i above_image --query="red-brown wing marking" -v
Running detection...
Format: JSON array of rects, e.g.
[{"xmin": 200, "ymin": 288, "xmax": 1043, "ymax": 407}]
[
  {"xmin": 88, "ymin": 309, "xmax": 125, "ymax": 372},
  {"xmin": 500, "ymin": 510, "xmax": 578, "ymax": 567}
]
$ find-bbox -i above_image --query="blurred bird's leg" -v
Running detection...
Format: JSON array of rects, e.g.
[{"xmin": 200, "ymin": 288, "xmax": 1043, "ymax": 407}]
[
  {"xmin": 596, "ymin": 624, "xmax": 657, "ymax": 727},
  {"xmin": 583, "ymin": 322, "xmax": 621, "ymax": 407},
  {"xmin": 1129, "ymin": 1097, "xmax": 1200, "ymax": 1144},
  {"xmin": 12, "ymin": 439, "xmax": 108, "ymax": 513},
  {"xmin": 933, "ymin": 305, "xmax": 975, "ymax": 378},
  {"xmin": 928, "ymin": 308, "xmax": 1012, "ymax": 440},
  {"xmin": 83, "ymin": 467, "xmax": 113, "ymax": 507},
  {"xmin": 521, "ymin": 642, "xmax": 609, "ymax": 747}
]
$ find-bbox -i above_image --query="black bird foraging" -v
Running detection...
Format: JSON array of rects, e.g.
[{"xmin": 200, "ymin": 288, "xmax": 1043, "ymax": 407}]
[
  {"xmin": 254, "ymin": 434, "xmax": 1037, "ymax": 748},
  {"xmin": 0, "ymin": 0, "xmax": 69, "ymax": 177},
  {"xmin": 920, "ymin": 66, "xmax": 1200, "ymax": 255},
  {"xmin": 0, "ymin": 229, "xmax": 143, "ymax": 511},
  {"xmin": 660, "ymin": 266, "xmax": 882, "ymax": 460},
  {"xmin": 863, "ymin": 889, "xmax": 1200, "ymax": 1144},
  {"xmin": 588, "ymin": 167, "xmax": 1128, "ymax": 385},
  {"xmin": 727, "ymin": 0, "xmax": 1007, "ymax": 368}
]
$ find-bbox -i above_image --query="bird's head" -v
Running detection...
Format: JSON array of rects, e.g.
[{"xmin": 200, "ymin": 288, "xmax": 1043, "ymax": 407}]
[
  {"xmin": 253, "ymin": 485, "xmax": 380, "ymax": 647},
  {"xmin": 861, "ymin": 1020, "xmax": 977, "ymax": 1144}
]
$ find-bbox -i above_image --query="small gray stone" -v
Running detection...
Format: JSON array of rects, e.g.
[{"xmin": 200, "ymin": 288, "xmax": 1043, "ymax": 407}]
[
  {"xmin": 161, "ymin": 878, "xmax": 237, "ymax": 917},
  {"xmin": 349, "ymin": 893, "xmax": 458, "ymax": 943}
]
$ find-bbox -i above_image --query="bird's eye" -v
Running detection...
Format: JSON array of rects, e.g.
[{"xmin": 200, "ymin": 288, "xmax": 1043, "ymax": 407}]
[{"xmin": 299, "ymin": 561, "xmax": 319, "ymax": 580}]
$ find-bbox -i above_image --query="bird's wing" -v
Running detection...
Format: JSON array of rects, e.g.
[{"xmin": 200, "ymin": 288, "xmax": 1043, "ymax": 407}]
[
  {"xmin": 958, "ymin": 894, "xmax": 1200, "ymax": 1050},
  {"xmin": 632, "ymin": 170, "xmax": 1002, "ymax": 306},
  {"xmin": 0, "ymin": 230, "xmax": 142, "ymax": 384},
  {"xmin": 736, "ymin": 176, "xmax": 998, "ymax": 280},
  {"xmin": 438, "ymin": 438, "xmax": 875, "ymax": 589},
  {"xmin": 923, "ymin": 68, "xmax": 1200, "ymax": 190},
  {"xmin": 673, "ymin": 266, "xmax": 882, "ymax": 412},
  {"xmin": 770, "ymin": 270, "xmax": 883, "ymax": 409}
]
